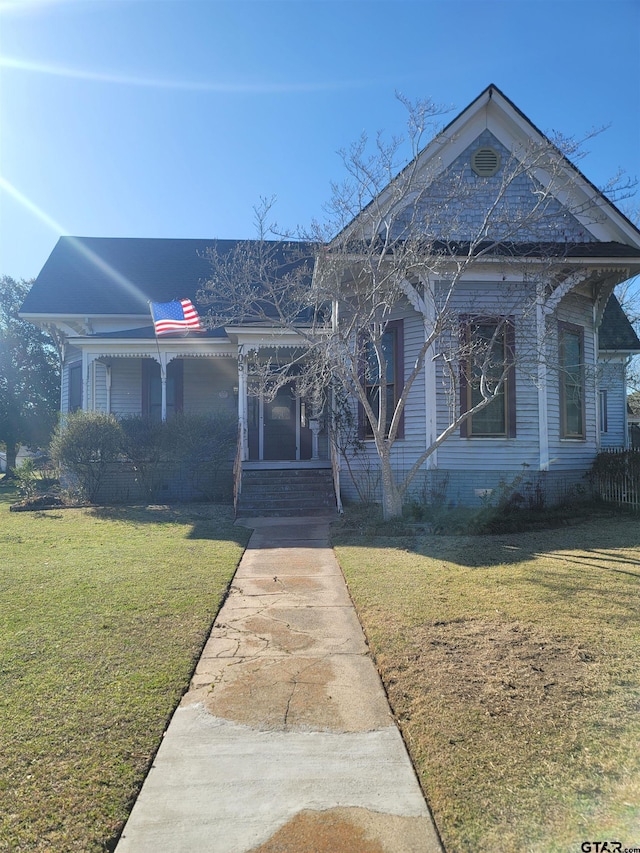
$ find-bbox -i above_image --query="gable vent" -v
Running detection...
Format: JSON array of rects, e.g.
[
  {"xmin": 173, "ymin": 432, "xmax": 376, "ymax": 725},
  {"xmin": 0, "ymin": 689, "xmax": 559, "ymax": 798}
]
[{"xmin": 471, "ymin": 147, "xmax": 501, "ymax": 177}]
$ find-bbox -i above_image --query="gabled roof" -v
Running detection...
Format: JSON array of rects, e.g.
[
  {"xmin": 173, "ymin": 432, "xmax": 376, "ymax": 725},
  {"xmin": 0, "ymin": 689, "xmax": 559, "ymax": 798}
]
[
  {"xmin": 599, "ymin": 293, "xmax": 640, "ymax": 352},
  {"xmin": 337, "ymin": 84, "xmax": 640, "ymax": 252},
  {"xmin": 20, "ymin": 236, "xmax": 313, "ymax": 318}
]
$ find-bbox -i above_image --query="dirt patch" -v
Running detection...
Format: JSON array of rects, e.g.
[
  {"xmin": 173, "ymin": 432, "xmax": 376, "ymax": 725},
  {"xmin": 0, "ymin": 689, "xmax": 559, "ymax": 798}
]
[
  {"xmin": 384, "ymin": 618, "xmax": 596, "ymax": 725},
  {"xmin": 249, "ymin": 807, "xmax": 436, "ymax": 853}
]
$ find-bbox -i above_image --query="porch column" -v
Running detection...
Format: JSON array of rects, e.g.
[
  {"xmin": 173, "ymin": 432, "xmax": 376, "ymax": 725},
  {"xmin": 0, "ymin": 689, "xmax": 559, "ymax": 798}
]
[
  {"xmin": 82, "ymin": 351, "xmax": 90, "ymax": 411},
  {"xmin": 105, "ymin": 364, "xmax": 112, "ymax": 414},
  {"xmin": 160, "ymin": 352, "xmax": 167, "ymax": 422},
  {"xmin": 537, "ymin": 286, "xmax": 550, "ymax": 471},
  {"xmin": 237, "ymin": 346, "xmax": 248, "ymax": 459}
]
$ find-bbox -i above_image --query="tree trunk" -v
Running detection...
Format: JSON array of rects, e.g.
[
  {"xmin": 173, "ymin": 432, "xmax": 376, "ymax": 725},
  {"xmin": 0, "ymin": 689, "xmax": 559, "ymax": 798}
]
[
  {"xmin": 5, "ymin": 442, "xmax": 19, "ymax": 477},
  {"xmin": 380, "ymin": 452, "xmax": 403, "ymax": 520}
]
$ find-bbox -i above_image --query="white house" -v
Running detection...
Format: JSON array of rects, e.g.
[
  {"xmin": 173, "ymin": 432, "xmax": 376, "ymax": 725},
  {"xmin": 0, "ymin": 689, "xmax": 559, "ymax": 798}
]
[{"xmin": 20, "ymin": 85, "xmax": 640, "ymax": 512}]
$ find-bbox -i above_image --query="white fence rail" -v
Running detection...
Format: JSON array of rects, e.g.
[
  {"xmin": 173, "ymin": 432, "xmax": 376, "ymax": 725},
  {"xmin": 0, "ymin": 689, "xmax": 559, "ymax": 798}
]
[{"xmin": 593, "ymin": 448, "xmax": 640, "ymax": 510}]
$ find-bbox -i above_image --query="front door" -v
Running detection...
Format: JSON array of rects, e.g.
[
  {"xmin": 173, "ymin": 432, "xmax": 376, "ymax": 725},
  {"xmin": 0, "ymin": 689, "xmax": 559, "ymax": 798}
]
[{"xmin": 263, "ymin": 385, "xmax": 297, "ymax": 460}]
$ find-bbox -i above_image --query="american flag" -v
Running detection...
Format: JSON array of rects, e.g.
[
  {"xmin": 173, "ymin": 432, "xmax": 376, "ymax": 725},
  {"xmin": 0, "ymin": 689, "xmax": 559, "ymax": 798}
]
[{"xmin": 150, "ymin": 299, "xmax": 205, "ymax": 336}]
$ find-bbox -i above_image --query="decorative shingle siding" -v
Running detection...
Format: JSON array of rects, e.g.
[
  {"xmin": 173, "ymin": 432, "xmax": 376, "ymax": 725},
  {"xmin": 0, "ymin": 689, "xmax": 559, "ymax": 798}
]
[{"xmin": 393, "ymin": 130, "xmax": 595, "ymax": 244}]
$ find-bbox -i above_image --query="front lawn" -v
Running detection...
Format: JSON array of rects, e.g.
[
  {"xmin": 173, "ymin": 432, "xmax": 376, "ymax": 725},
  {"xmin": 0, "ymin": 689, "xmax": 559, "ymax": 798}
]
[
  {"xmin": 333, "ymin": 516, "xmax": 640, "ymax": 852},
  {"xmin": 0, "ymin": 483, "xmax": 249, "ymax": 851}
]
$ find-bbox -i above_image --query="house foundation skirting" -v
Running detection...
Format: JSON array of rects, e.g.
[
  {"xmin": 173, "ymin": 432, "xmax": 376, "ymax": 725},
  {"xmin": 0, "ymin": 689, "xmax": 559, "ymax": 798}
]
[{"xmin": 339, "ymin": 467, "xmax": 594, "ymax": 509}]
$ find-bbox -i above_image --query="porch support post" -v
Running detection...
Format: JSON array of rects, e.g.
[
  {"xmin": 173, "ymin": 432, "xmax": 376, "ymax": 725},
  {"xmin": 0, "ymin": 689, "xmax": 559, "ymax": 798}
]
[
  {"xmin": 237, "ymin": 346, "xmax": 248, "ymax": 460},
  {"xmin": 536, "ymin": 287, "xmax": 550, "ymax": 471},
  {"xmin": 160, "ymin": 352, "xmax": 167, "ymax": 422},
  {"xmin": 82, "ymin": 351, "xmax": 90, "ymax": 411},
  {"xmin": 105, "ymin": 364, "xmax": 112, "ymax": 414}
]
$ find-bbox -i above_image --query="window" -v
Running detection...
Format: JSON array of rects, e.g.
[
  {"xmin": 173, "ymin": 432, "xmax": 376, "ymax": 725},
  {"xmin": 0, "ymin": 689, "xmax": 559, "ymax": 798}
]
[
  {"xmin": 460, "ymin": 317, "xmax": 516, "ymax": 438},
  {"xmin": 559, "ymin": 323, "xmax": 585, "ymax": 439},
  {"xmin": 359, "ymin": 320, "xmax": 404, "ymax": 439},
  {"xmin": 68, "ymin": 362, "xmax": 82, "ymax": 412},
  {"xmin": 599, "ymin": 389, "xmax": 608, "ymax": 434},
  {"xmin": 142, "ymin": 359, "xmax": 183, "ymax": 421}
]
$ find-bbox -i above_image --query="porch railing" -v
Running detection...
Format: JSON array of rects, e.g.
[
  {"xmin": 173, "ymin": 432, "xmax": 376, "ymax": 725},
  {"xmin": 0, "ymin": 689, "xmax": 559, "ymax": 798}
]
[{"xmin": 233, "ymin": 423, "xmax": 242, "ymax": 517}]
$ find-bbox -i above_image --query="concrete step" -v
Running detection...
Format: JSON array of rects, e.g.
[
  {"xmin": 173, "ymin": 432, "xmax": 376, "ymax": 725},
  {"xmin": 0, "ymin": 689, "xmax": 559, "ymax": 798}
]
[{"xmin": 237, "ymin": 467, "xmax": 336, "ymax": 517}]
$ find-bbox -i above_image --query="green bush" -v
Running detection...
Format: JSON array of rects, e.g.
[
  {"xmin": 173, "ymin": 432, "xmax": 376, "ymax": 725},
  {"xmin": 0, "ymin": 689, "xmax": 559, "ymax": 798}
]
[
  {"xmin": 163, "ymin": 412, "xmax": 237, "ymax": 499},
  {"xmin": 12, "ymin": 456, "xmax": 59, "ymax": 500},
  {"xmin": 119, "ymin": 416, "xmax": 165, "ymax": 500},
  {"xmin": 49, "ymin": 411, "xmax": 237, "ymax": 504},
  {"xmin": 49, "ymin": 411, "xmax": 123, "ymax": 502}
]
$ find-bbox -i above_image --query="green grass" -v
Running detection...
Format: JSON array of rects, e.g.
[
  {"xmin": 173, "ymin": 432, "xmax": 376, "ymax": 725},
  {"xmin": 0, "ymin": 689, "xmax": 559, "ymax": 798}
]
[
  {"xmin": 333, "ymin": 515, "xmax": 640, "ymax": 853},
  {"xmin": 0, "ymin": 482, "xmax": 249, "ymax": 852}
]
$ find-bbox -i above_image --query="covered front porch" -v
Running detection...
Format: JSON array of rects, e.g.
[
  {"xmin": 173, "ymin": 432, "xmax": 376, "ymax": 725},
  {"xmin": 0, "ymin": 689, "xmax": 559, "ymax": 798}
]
[{"xmin": 67, "ymin": 331, "xmax": 332, "ymax": 465}]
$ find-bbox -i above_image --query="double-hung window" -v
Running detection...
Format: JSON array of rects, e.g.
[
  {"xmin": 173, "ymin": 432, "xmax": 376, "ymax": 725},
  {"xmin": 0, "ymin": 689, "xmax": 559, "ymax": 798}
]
[
  {"xmin": 559, "ymin": 322, "xmax": 585, "ymax": 439},
  {"xmin": 68, "ymin": 362, "xmax": 82, "ymax": 412},
  {"xmin": 360, "ymin": 320, "xmax": 404, "ymax": 440},
  {"xmin": 460, "ymin": 317, "xmax": 516, "ymax": 438}
]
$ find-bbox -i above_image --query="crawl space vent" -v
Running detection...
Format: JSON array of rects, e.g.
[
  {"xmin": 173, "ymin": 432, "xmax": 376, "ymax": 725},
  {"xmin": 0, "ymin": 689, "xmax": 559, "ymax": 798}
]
[{"xmin": 471, "ymin": 147, "xmax": 501, "ymax": 177}]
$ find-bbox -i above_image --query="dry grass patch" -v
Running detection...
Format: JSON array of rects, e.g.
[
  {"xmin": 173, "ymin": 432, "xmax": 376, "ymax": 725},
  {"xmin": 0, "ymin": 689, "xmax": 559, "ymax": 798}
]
[{"xmin": 333, "ymin": 517, "xmax": 640, "ymax": 852}]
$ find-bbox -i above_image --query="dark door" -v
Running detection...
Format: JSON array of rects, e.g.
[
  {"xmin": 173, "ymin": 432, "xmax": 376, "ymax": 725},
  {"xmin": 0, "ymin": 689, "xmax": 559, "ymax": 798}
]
[{"xmin": 263, "ymin": 385, "xmax": 297, "ymax": 460}]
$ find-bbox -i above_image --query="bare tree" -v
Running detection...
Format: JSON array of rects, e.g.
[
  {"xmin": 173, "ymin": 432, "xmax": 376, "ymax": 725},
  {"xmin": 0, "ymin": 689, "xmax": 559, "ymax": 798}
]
[{"xmin": 200, "ymin": 95, "xmax": 633, "ymax": 519}]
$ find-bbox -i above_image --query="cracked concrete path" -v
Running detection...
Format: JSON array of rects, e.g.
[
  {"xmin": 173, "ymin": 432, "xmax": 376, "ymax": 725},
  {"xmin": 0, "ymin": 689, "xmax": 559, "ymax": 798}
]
[{"xmin": 115, "ymin": 516, "xmax": 442, "ymax": 853}]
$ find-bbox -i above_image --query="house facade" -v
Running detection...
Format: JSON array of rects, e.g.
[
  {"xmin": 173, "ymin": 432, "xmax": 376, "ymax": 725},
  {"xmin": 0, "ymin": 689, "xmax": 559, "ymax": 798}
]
[{"xmin": 20, "ymin": 85, "xmax": 640, "ymax": 511}]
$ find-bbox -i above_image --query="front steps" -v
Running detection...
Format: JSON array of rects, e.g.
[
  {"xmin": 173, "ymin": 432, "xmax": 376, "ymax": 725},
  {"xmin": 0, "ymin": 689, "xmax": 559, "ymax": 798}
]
[{"xmin": 236, "ymin": 465, "xmax": 337, "ymax": 517}]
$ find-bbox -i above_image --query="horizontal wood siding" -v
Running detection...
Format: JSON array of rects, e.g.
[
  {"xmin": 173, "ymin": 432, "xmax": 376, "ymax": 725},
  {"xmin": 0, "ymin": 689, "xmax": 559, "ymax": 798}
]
[
  {"xmin": 598, "ymin": 358, "xmax": 626, "ymax": 449},
  {"xmin": 110, "ymin": 359, "xmax": 143, "ymax": 416},
  {"xmin": 547, "ymin": 293, "xmax": 598, "ymax": 471},
  {"xmin": 183, "ymin": 357, "xmax": 238, "ymax": 416},
  {"xmin": 93, "ymin": 362, "xmax": 108, "ymax": 412},
  {"xmin": 337, "ymin": 303, "xmax": 428, "ymax": 500},
  {"xmin": 61, "ymin": 346, "xmax": 82, "ymax": 414},
  {"xmin": 436, "ymin": 281, "xmax": 540, "ymax": 471}
]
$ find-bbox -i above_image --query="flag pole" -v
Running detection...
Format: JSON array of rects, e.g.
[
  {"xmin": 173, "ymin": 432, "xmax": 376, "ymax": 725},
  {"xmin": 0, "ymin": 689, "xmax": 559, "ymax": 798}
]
[{"xmin": 149, "ymin": 301, "xmax": 167, "ymax": 421}]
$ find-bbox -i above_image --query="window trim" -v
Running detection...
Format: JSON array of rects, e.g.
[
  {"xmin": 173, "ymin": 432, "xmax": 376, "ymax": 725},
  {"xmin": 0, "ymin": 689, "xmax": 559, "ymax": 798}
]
[
  {"xmin": 558, "ymin": 321, "xmax": 585, "ymax": 440},
  {"xmin": 459, "ymin": 315, "xmax": 516, "ymax": 438},
  {"xmin": 358, "ymin": 319, "xmax": 405, "ymax": 441}
]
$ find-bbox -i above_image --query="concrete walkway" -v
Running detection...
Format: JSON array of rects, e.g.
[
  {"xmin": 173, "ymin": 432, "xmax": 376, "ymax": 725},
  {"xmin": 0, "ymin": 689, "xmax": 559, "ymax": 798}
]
[{"xmin": 115, "ymin": 516, "xmax": 442, "ymax": 852}]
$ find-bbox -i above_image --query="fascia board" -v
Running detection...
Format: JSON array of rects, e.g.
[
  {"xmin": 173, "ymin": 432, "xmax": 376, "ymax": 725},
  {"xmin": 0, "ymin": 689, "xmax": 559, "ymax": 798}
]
[
  {"xmin": 225, "ymin": 327, "xmax": 309, "ymax": 348},
  {"xmin": 19, "ymin": 313, "xmax": 150, "ymax": 322},
  {"xmin": 66, "ymin": 337, "xmax": 236, "ymax": 357}
]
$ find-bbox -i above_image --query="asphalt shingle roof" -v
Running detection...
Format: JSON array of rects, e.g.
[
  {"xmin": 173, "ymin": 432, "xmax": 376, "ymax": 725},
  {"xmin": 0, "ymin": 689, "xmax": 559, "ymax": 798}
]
[
  {"xmin": 20, "ymin": 236, "xmax": 313, "ymax": 317},
  {"xmin": 599, "ymin": 293, "xmax": 640, "ymax": 351},
  {"xmin": 20, "ymin": 236, "xmax": 640, "ymax": 353}
]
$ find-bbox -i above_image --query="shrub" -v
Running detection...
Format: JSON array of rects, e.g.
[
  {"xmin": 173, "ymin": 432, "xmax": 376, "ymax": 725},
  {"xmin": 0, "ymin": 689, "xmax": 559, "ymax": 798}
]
[
  {"xmin": 162, "ymin": 412, "xmax": 237, "ymax": 499},
  {"xmin": 12, "ymin": 455, "xmax": 59, "ymax": 500},
  {"xmin": 49, "ymin": 411, "xmax": 123, "ymax": 502},
  {"xmin": 119, "ymin": 416, "xmax": 165, "ymax": 500}
]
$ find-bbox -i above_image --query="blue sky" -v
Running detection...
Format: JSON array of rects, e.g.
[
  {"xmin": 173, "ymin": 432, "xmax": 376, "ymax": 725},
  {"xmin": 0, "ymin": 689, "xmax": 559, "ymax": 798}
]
[{"xmin": 0, "ymin": 0, "xmax": 638, "ymax": 281}]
